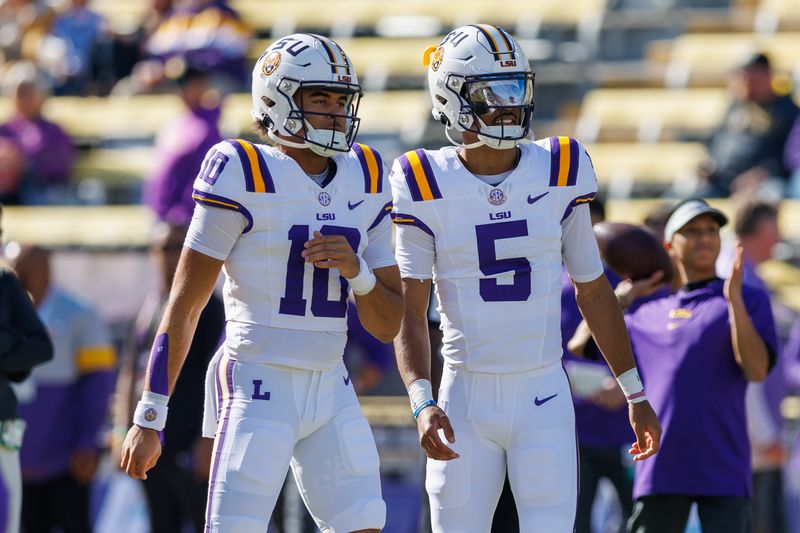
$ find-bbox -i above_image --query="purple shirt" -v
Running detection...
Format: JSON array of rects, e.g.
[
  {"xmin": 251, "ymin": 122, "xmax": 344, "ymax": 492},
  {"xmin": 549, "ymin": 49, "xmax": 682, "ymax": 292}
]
[
  {"xmin": 561, "ymin": 268, "xmax": 632, "ymax": 448},
  {"xmin": 627, "ymin": 279, "xmax": 778, "ymax": 498},
  {"xmin": 145, "ymin": 105, "xmax": 221, "ymax": 224},
  {"xmin": 0, "ymin": 115, "xmax": 74, "ymax": 187},
  {"xmin": 786, "ymin": 114, "xmax": 800, "ymax": 173}
]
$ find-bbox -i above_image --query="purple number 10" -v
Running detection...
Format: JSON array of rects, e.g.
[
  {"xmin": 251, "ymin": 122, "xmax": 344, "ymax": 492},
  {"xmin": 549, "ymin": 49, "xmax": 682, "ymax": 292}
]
[
  {"xmin": 279, "ymin": 224, "xmax": 361, "ymax": 318},
  {"xmin": 475, "ymin": 220, "xmax": 532, "ymax": 302}
]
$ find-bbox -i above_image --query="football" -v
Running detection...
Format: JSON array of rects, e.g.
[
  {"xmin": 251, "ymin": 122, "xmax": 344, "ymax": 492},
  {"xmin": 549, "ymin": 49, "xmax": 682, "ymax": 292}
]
[{"xmin": 593, "ymin": 222, "xmax": 673, "ymax": 282}]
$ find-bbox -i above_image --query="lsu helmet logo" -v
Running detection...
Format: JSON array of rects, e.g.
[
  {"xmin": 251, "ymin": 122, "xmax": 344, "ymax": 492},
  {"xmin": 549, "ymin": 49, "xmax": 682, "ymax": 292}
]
[
  {"xmin": 431, "ymin": 47, "xmax": 444, "ymax": 72},
  {"xmin": 262, "ymin": 51, "xmax": 282, "ymax": 76}
]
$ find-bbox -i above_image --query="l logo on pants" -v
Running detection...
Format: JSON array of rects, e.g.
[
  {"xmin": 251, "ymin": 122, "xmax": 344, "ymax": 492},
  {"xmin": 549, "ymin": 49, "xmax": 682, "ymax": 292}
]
[{"xmin": 252, "ymin": 379, "xmax": 271, "ymax": 400}]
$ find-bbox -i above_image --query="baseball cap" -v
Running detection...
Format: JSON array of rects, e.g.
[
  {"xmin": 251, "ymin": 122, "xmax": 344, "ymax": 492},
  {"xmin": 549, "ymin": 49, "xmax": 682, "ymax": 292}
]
[{"xmin": 664, "ymin": 199, "xmax": 728, "ymax": 242}]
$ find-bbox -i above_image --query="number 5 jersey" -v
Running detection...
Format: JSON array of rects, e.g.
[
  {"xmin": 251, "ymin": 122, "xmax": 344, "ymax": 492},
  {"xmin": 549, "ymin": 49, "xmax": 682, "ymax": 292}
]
[
  {"xmin": 186, "ymin": 139, "xmax": 396, "ymax": 370},
  {"xmin": 390, "ymin": 138, "xmax": 605, "ymax": 374}
]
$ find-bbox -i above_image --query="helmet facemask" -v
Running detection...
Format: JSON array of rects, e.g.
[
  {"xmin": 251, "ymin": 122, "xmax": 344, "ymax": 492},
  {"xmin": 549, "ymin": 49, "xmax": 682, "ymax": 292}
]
[{"xmin": 264, "ymin": 77, "xmax": 363, "ymax": 157}]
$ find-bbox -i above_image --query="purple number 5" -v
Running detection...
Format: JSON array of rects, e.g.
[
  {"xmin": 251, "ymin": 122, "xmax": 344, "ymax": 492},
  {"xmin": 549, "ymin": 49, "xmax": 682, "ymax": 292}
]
[
  {"xmin": 475, "ymin": 220, "xmax": 531, "ymax": 302},
  {"xmin": 279, "ymin": 224, "xmax": 361, "ymax": 318}
]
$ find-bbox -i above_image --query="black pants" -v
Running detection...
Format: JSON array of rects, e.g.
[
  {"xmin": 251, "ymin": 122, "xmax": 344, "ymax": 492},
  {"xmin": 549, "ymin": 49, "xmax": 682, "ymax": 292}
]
[
  {"xmin": 142, "ymin": 455, "xmax": 207, "ymax": 533},
  {"xmin": 576, "ymin": 445, "xmax": 633, "ymax": 533},
  {"xmin": 752, "ymin": 469, "xmax": 786, "ymax": 533},
  {"xmin": 628, "ymin": 494, "xmax": 751, "ymax": 533},
  {"xmin": 22, "ymin": 473, "xmax": 91, "ymax": 533}
]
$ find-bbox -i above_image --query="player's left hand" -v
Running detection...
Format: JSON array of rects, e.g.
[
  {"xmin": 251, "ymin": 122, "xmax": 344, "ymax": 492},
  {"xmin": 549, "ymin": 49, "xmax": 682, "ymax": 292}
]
[
  {"xmin": 303, "ymin": 230, "xmax": 359, "ymax": 278},
  {"xmin": 69, "ymin": 449, "xmax": 100, "ymax": 485},
  {"xmin": 628, "ymin": 400, "xmax": 661, "ymax": 461},
  {"xmin": 724, "ymin": 243, "xmax": 744, "ymax": 303}
]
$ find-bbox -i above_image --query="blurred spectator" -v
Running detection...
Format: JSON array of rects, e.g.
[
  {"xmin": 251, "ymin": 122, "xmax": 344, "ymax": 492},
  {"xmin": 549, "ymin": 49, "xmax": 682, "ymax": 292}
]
[
  {"xmin": 121, "ymin": 0, "xmax": 250, "ymax": 94},
  {"xmin": 144, "ymin": 67, "xmax": 221, "ymax": 224},
  {"xmin": 0, "ymin": 206, "xmax": 53, "ymax": 533},
  {"xmin": 700, "ymin": 53, "xmax": 799, "ymax": 198},
  {"xmin": 49, "ymin": 0, "xmax": 108, "ymax": 95},
  {"xmin": 0, "ymin": 138, "xmax": 25, "ymax": 205},
  {"xmin": 9, "ymin": 245, "xmax": 115, "ymax": 533},
  {"xmin": 573, "ymin": 199, "xmax": 778, "ymax": 533},
  {"xmin": 782, "ymin": 319, "xmax": 800, "ymax": 533},
  {"xmin": 785, "ymin": 114, "xmax": 800, "ymax": 197},
  {"xmin": 718, "ymin": 200, "xmax": 787, "ymax": 533},
  {"xmin": 0, "ymin": 62, "xmax": 74, "ymax": 204},
  {"xmin": 113, "ymin": 222, "xmax": 224, "ymax": 533},
  {"xmin": 0, "ymin": 0, "xmax": 55, "ymax": 64}
]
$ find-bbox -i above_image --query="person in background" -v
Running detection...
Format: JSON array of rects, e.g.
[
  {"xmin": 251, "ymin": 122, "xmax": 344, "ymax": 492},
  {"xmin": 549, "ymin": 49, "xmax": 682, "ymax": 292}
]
[
  {"xmin": 785, "ymin": 114, "xmax": 800, "ymax": 197},
  {"xmin": 10, "ymin": 245, "xmax": 115, "ymax": 533},
  {"xmin": 0, "ymin": 205, "xmax": 53, "ymax": 533},
  {"xmin": 0, "ymin": 62, "xmax": 74, "ymax": 204},
  {"xmin": 700, "ymin": 53, "xmax": 799, "ymax": 198},
  {"xmin": 144, "ymin": 67, "xmax": 222, "ymax": 225},
  {"xmin": 114, "ymin": 222, "xmax": 224, "ymax": 533},
  {"xmin": 49, "ymin": 0, "xmax": 107, "ymax": 95}
]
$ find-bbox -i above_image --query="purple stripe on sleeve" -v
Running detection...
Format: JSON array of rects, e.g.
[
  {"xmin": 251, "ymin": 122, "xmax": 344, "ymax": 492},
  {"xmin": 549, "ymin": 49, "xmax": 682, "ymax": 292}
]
[
  {"xmin": 192, "ymin": 189, "xmax": 254, "ymax": 233},
  {"xmin": 352, "ymin": 144, "xmax": 371, "ymax": 193},
  {"xmin": 391, "ymin": 212, "xmax": 434, "ymax": 236},
  {"xmin": 373, "ymin": 149, "xmax": 384, "ymax": 193},
  {"xmin": 206, "ymin": 358, "xmax": 235, "ymax": 529},
  {"xmin": 224, "ymin": 140, "xmax": 255, "ymax": 192},
  {"xmin": 252, "ymin": 142, "xmax": 276, "ymax": 193},
  {"xmin": 367, "ymin": 201, "xmax": 393, "ymax": 232},
  {"xmin": 567, "ymin": 138, "xmax": 580, "ymax": 186},
  {"xmin": 399, "ymin": 154, "xmax": 424, "ymax": 201},
  {"xmin": 416, "ymin": 150, "xmax": 442, "ymax": 199},
  {"xmin": 146, "ymin": 333, "xmax": 169, "ymax": 396},
  {"xmin": 548, "ymin": 137, "xmax": 561, "ymax": 186},
  {"xmin": 561, "ymin": 192, "xmax": 596, "ymax": 222}
]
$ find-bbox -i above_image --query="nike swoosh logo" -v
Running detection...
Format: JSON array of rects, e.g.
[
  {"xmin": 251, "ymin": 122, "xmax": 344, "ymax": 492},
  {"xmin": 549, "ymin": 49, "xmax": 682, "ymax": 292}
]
[
  {"xmin": 348, "ymin": 200, "xmax": 364, "ymax": 210},
  {"xmin": 343, "ymin": 375, "xmax": 351, "ymax": 386},
  {"xmin": 534, "ymin": 393, "xmax": 558, "ymax": 406},
  {"xmin": 527, "ymin": 191, "xmax": 549, "ymax": 205}
]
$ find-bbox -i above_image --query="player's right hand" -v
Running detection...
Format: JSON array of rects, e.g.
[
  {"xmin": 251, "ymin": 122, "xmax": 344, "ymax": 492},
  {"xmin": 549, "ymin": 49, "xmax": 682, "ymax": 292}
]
[
  {"xmin": 416, "ymin": 405, "xmax": 459, "ymax": 461},
  {"xmin": 120, "ymin": 425, "xmax": 162, "ymax": 480}
]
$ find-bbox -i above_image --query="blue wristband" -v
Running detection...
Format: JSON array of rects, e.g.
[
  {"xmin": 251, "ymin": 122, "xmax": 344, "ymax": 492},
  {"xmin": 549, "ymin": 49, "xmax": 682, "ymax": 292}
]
[{"xmin": 413, "ymin": 400, "xmax": 437, "ymax": 419}]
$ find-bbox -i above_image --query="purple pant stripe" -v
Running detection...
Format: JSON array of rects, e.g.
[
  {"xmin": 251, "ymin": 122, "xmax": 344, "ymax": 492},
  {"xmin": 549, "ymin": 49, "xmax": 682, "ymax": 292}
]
[{"xmin": 205, "ymin": 358, "xmax": 235, "ymax": 530}]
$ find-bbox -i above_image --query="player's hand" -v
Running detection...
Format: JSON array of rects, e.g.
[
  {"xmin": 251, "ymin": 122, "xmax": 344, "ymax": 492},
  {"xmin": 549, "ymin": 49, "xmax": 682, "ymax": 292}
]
[
  {"xmin": 724, "ymin": 243, "xmax": 744, "ymax": 303},
  {"xmin": 615, "ymin": 270, "xmax": 664, "ymax": 309},
  {"xmin": 628, "ymin": 400, "xmax": 661, "ymax": 461},
  {"xmin": 302, "ymin": 230, "xmax": 359, "ymax": 278},
  {"xmin": 120, "ymin": 425, "xmax": 162, "ymax": 480},
  {"xmin": 69, "ymin": 449, "xmax": 100, "ymax": 485},
  {"xmin": 416, "ymin": 405, "xmax": 459, "ymax": 461}
]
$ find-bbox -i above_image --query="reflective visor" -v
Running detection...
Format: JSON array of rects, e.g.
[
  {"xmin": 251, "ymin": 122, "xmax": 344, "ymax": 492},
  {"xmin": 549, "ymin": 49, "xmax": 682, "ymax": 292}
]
[{"xmin": 465, "ymin": 76, "xmax": 532, "ymax": 111}]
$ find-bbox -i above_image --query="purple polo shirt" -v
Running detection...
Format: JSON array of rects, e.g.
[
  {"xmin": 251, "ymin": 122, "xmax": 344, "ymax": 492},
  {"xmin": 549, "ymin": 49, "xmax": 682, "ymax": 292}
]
[
  {"xmin": 627, "ymin": 279, "xmax": 778, "ymax": 499},
  {"xmin": 0, "ymin": 115, "xmax": 74, "ymax": 186},
  {"xmin": 561, "ymin": 268, "xmax": 633, "ymax": 448},
  {"xmin": 145, "ymin": 105, "xmax": 221, "ymax": 224}
]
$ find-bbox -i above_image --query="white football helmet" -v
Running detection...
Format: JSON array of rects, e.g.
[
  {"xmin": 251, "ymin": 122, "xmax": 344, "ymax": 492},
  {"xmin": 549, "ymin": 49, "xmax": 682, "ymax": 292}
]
[
  {"xmin": 427, "ymin": 24, "xmax": 535, "ymax": 150},
  {"xmin": 251, "ymin": 33, "xmax": 362, "ymax": 156}
]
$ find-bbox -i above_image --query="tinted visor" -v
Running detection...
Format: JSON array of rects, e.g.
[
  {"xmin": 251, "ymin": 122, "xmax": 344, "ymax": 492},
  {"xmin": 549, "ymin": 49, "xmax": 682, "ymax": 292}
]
[{"xmin": 464, "ymin": 75, "xmax": 533, "ymax": 115}]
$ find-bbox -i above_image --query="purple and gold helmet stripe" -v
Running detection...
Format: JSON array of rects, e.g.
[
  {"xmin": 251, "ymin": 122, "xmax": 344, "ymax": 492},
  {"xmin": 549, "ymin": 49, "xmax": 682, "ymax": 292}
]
[
  {"xmin": 312, "ymin": 34, "xmax": 350, "ymax": 75},
  {"xmin": 495, "ymin": 26, "xmax": 515, "ymax": 58},
  {"xmin": 548, "ymin": 136, "xmax": 580, "ymax": 187},
  {"xmin": 471, "ymin": 24, "xmax": 514, "ymax": 60},
  {"xmin": 192, "ymin": 189, "xmax": 255, "ymax": 233},
  {"xmin": 205, "ymin": 356, "xmax": 235, "ymax": 529},
  {"xmin": 400, "ymin": 149, "xmax": 442, "ymax": 202},
  {"xmin": 76, "ymin": 346, "xmax": 116, "ymax": 373},
  {"xmin": 391, "ymin": 212, "xmax": 435, "ymax": 236},
  {"xmin": 368, "ymin": 201, "xmax": 393, "ymax": 231},
  {"xmin": 560, "ymin": 192, "xmax": 596, "ymax": 222},
  {"xmin": 353, "ymin": 143, "xmax": 383, "ymax": 193},
  {"xmin": 332, "ymin": 40, "xmax": 352, "ymax": 75},
  {"xmin": 226, "ymin": 139, "xmax": 275, "ymax": 193}
]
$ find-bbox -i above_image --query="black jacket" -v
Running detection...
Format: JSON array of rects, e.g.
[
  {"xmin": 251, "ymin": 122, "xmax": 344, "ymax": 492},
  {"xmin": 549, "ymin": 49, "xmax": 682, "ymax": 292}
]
[{"xmin": 0, "ymin": 269, "xmax": 53, "ymax": 421}]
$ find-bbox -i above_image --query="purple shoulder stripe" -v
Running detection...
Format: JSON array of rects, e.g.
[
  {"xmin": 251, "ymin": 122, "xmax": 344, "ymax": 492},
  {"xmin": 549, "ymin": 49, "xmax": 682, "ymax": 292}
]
[
  {"xmin": 398, "ymin": 153, "xmax": 424, "ymax": 202},
  {"xmin": 548, "ymin": 137, "xmax": 561, "ymax": 187},
  {"xmin": 391, "ymin": 212, "xmax": 434, "ymax": 236},
  {"xmin": 251, "ymin": 142, "xmax": 276, "ymax": 193},
  {"xmin": 224, "ymin": 140, "xmax": 255, "ymax": 192},
  {"xmin": 416, "ymin": 149, "xmax": 442, "ymax": 199},
  {"xmin": 192, "ymin": 188, "xmax": 254, "ymax": 233},
  {"xmin": 566, "ymin": 138, "xmax": 580, "ymax": 187}
]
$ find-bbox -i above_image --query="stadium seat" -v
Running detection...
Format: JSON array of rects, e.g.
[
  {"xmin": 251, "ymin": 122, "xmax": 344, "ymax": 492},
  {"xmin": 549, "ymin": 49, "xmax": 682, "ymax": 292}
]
[{"xmin": 754, "ymin": 0, "xmax": 800, "ymax": 32}]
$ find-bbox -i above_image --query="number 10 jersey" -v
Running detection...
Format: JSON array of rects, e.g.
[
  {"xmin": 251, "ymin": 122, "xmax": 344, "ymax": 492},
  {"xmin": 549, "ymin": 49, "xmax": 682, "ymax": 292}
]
[{"xmin": 188, "ymin": 139, "xmax": 395, "ymax": 370}]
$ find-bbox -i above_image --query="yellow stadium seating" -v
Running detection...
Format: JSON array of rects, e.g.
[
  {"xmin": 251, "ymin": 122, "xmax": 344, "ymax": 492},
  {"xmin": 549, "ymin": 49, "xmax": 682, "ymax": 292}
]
[{"xmin": 755, "ymin": 0, "xmax": 800, "ymax": 32}]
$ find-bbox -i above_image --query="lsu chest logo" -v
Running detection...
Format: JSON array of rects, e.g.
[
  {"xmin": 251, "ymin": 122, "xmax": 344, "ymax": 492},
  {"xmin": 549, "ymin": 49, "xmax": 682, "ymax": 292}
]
[
  {"xmin": 262, "ymin": 51, "xmax": 281, "ymax": 76},
  {"xmin": 431, "ymin": 47, "xmax": 444, "ymax": 72}
]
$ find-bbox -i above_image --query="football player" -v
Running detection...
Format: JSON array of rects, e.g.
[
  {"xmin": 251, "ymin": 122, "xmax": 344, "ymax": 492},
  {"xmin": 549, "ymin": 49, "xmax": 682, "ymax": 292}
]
[
  {"xmin": 390, "ymin": 25, "xmax": 661, "ymax": 532},
  {"xmin": 120, "ymin": 33, "xmax": 403, "ymax": 533}
]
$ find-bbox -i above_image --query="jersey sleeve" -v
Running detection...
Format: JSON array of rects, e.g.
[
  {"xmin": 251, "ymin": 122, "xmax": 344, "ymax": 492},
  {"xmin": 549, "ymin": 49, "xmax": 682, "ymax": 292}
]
[
  {"xmin": 191, "ymin": 140, "xmax": 257, "ymax": 235},
  {"xmin": 556, "ymin": 139, "xmax": 603, "ymax": 282},
  {"xmin": 741, "ymin": 284, "xmax": 779, "ymax": 368},
  {"xmin": 389, "ymin": 157, "xmax": 435, "ymax": 279},
  {"xmin": 363, "ymin": 190, "xmax": 396, "ymax": 270}
]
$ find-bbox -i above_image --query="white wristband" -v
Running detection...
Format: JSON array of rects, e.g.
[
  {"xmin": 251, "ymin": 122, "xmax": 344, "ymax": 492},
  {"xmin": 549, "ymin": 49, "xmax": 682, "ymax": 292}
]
[
  {"xmin": 616, "ymin": 367, "xmax": 647, "ymax": 404},
  {"xmin": 348, "ymin": 255, "xmax": 377, "ymax": 295},
  {"xmin": 408, "ymin": 378, "xmax": 435, "ymax": 418},
  {"xmin": 133, "ymin": 391, "xmax": 170, "ymax": 431}
]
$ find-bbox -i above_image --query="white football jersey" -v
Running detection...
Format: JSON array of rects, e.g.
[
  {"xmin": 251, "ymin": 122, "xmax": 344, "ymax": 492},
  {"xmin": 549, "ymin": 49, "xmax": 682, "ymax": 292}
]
[
  {"xmin": 390, "ymin": 137, "xmax": 603, "ymax": 373},
  {"xmin": 190, "ymin": 139, "xmax": 395, "ymax": 369}
]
